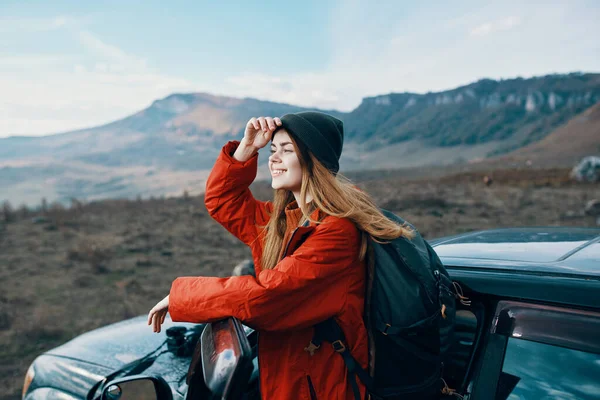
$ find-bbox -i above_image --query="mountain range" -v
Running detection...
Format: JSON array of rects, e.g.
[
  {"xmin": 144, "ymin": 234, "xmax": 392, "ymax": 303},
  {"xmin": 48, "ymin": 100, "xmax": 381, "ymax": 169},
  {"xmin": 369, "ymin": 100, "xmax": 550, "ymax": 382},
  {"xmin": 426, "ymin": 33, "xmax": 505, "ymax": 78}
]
[{"xmin": 1, "ymin": 72, "xmax": 599, "ymax": 206}]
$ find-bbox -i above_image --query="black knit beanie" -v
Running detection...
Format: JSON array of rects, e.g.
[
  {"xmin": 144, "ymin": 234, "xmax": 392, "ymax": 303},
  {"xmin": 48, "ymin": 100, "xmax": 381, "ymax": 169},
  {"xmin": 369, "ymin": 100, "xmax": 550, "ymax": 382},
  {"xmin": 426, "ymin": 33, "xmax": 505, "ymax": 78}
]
[{"xmin": 279, "ymin": 111, "xmax": 344, "ymax": 173}]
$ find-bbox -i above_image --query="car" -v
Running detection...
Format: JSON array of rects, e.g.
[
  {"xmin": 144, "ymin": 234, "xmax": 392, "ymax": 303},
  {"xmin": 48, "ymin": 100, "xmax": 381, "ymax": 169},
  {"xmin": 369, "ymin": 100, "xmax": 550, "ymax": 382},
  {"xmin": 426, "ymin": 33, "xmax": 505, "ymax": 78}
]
[{"xmin": 21, "ymin": 227, "xmax": 600, "ymax": 399}]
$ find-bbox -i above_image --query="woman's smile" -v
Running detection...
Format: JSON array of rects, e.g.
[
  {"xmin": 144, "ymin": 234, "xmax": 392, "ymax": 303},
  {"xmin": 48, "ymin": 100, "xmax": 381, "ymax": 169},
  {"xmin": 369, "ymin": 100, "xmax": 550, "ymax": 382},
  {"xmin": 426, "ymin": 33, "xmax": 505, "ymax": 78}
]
[{"xmin": 271, "ymin": 168, "xmax": 287, "ymax": 177}]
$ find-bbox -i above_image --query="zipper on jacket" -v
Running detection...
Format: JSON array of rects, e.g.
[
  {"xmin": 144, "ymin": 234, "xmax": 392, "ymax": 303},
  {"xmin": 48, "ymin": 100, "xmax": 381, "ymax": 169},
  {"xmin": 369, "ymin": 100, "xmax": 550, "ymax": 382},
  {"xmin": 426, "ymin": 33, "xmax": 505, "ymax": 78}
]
[
  {"xmin": 281, "ymin": 218, "xmax": 318, "ymax": 261},
  {"xmin": 306, "ymin": 375, "xmax": 318, "ymax": 400},
  {"xmin": 280, "ymin": 227, "xmax": 300, "ymax": 260}
]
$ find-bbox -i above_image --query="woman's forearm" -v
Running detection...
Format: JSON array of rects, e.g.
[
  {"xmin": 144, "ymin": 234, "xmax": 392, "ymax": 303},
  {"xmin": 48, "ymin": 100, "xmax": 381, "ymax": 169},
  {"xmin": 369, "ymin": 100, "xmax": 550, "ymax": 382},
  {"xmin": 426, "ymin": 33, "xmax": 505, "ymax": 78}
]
[
  {"xmin": 233, "ymin": 137, "xmax": 259, "ymax": 162},
  {"xmin": 204, "ymin": 140, "xmax": 271, "ymax": 247}
]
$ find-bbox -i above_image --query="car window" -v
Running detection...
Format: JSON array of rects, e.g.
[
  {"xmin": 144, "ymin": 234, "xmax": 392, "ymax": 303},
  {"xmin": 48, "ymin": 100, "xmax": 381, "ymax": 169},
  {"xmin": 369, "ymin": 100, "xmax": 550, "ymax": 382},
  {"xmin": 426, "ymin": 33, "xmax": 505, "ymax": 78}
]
[{"xmin": 497, "ymin": 337, "xmax": 600, "ymax": 400}]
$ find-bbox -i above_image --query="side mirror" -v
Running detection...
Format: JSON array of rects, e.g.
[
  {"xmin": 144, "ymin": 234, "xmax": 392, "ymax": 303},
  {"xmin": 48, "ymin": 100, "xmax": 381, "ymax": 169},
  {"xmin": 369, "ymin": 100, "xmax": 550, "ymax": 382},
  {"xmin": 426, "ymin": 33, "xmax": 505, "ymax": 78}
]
[
  {"xmin": 201, "ymin": 317, "xmax": 252, "ymax": 399},
  {"xmin": 101, "ymin": 375, "xmax": 172, "ymax": 400}
]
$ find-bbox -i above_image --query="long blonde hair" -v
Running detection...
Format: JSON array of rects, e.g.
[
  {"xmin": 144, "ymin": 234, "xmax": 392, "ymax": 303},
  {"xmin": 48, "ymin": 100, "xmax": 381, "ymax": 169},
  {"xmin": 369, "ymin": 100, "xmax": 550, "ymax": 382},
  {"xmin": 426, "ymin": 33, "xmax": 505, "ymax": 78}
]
[{"xmin": 261, "ymin": 129, "xmax": 414, "ymax": 270}]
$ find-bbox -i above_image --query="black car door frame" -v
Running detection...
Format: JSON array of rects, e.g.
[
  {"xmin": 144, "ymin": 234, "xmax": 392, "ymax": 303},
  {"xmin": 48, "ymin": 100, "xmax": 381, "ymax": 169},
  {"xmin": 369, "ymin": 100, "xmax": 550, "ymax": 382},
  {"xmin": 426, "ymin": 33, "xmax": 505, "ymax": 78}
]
[{"xmin": 469, "ymin": 300, "xmax": 600, "ymax": 399}]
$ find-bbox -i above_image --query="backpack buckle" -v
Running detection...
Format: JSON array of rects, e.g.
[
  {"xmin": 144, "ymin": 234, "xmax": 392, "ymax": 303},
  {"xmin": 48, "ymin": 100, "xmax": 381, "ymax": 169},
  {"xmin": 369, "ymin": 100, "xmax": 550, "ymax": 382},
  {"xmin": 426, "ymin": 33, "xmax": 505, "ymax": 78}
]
[
  {"xmin": 304, "ymin": 341, "xmax": 320, "ymax": 356},
  {"xmin": 332, "ymin": 340, "xmax": 346, "ymax": 353},
  {"xmin": 382, "ymin": 323, "xmax": 391, "ymax": 336}
]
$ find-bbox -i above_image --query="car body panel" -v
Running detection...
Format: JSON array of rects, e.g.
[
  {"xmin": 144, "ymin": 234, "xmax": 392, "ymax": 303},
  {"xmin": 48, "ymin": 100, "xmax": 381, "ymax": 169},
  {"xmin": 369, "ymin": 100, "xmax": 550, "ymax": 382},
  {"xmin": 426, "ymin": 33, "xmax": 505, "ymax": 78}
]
[
  {"xmin": 26, "ymin": 355, "xmax": 111, "ymax": 399},
  {"xmin": 37, "ymin": 316, "xmax": 199, "ymax": 398},
  {"xmin": 566, "ymin": 239, "xmax": 600, "ymax": 270},
  {"xmin": 47, "ymin": 316, "xmax": 195, "ymax": 369},
  {"xmin": 431, "ymin": 227, "xmax": 600, "ymax": 278},
  {"xmin": 447, "ymin": 267, "xmax": 599, "ymax": 308}
]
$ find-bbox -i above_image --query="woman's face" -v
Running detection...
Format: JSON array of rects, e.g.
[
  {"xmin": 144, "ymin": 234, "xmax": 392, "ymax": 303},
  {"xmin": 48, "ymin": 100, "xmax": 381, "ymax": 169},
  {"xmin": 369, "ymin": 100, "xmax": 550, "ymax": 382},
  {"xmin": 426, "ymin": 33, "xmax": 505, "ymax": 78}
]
[{"xmin": 269, "ymin": 130, "xmax": 303, "ymax": 193}]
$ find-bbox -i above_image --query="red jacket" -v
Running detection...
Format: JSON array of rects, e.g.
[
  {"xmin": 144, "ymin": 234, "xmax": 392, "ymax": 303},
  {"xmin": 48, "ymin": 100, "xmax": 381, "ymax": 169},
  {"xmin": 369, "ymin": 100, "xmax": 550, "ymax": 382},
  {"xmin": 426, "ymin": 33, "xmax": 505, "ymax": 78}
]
[{"xmin": 169, "ymin": 141, "xmax": 368, "ymax": 399}]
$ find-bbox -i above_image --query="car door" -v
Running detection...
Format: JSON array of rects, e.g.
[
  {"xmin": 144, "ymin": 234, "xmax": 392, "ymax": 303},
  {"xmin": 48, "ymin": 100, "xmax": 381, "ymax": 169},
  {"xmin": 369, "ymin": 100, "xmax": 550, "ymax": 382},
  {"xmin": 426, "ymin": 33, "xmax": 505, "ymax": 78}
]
[{"xmin": 469, "ymin": 300, "xmax": 600, "ymax": 399}]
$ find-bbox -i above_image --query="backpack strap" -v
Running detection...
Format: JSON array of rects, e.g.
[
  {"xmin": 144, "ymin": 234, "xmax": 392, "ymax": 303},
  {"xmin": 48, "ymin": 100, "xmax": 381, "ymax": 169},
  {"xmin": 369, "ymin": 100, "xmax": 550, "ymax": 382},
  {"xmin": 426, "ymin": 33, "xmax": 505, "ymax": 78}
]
[
  {"xmin": 373, "ymin": 308, "xmax": 441, "ymax": 336},
  {"xmin": 299, "ymin": 221, "xmax": 372, "ymax": 398},
  {"xmin": 372, "ymin": 312, "xmax": 443, "ymax": 365},
  {"xmin": 310, "ymin": 318, "xmax": 374, "ymax": 400}
]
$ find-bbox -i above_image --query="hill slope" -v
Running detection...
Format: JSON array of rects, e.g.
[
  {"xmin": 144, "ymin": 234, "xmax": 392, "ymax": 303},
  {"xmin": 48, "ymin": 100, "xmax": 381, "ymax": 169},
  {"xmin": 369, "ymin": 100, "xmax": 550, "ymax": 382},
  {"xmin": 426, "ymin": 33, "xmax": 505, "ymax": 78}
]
[
  {"xmin": 1, "ymin": 73, "xmax": 599, "ymax": 205},
  {"xmin": 495, "ymin": 102, "xmax": 600, "ymax": 167},
  {"xmin": 341, "ymin": 73, "xmax": 600, "ymax": 167}
]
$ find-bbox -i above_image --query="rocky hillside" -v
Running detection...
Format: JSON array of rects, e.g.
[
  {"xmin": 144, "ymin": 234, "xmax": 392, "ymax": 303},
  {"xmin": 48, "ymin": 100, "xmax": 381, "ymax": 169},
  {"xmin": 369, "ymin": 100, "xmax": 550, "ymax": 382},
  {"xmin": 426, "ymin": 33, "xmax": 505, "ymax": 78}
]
[
  {"xmin": 1, "ymin": 73, "xmax": 599, "ymax": 205},
  {"xmin": 340, "ymin": 73, "xmax": 600, "ymax": 168},
  {"xmin": 494, "ymin": 102, "xmax": 600, "ymax": 167},
  {"xmin": 0, "ymin": 94, "xmax": 332, "ymax": 170}
]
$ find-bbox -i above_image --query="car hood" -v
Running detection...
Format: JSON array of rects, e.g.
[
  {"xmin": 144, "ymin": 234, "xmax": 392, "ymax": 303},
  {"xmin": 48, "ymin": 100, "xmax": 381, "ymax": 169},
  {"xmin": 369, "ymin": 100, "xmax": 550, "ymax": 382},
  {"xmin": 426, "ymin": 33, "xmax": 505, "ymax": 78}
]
[{"xmin": 44, "ymin": 315, "xmax": 200, "ymax": 395}]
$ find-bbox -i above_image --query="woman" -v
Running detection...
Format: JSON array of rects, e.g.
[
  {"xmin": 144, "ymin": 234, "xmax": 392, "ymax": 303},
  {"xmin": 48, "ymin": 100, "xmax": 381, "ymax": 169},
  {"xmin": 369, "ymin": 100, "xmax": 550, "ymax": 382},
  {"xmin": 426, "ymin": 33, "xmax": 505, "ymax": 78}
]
[{"xmin": 148, "ymin": 112, "xmax": 412, "ymax": 399}]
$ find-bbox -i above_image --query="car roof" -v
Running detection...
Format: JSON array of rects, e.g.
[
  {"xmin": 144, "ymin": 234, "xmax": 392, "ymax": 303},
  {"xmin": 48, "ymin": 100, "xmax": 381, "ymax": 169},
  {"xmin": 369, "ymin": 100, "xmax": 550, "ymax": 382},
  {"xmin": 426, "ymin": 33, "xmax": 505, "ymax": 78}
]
[
  {"xmin": 430, "ymin": 227, "xmax": 600, "ymax": 278},
  {"xmin": 430, "ymin": 227, "xmax": 600, "ymax": 309}
]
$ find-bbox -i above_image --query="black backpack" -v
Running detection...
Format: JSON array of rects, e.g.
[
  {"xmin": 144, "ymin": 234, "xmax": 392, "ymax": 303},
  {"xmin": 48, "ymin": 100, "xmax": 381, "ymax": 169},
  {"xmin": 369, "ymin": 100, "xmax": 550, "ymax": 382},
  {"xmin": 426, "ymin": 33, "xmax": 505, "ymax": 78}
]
[{"xmin": 309, "ymin": 210, "xmax": 457, "ymax": 400}]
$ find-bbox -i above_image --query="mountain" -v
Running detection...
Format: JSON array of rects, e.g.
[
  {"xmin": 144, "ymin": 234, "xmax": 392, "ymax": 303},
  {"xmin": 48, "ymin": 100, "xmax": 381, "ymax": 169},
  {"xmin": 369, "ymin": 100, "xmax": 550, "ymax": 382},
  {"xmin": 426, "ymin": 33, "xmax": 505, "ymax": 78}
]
[
  {"xmin": 0, "ymin": 93, "xmax": 339, "ymax": 170},
  {"xmin": 493, "ymin": 102, "xmax": 600, "ymax": 167},
  {"xmin": 1, "ymin": 73, "xmax": 599, "ymax": 206},
  {"xmin": 0, "ymin": 94, "xmax": 339, "ymax": 205},
  {"xmin": 339, "ymin": 72, "xmax": 600, "ymax": 168}
]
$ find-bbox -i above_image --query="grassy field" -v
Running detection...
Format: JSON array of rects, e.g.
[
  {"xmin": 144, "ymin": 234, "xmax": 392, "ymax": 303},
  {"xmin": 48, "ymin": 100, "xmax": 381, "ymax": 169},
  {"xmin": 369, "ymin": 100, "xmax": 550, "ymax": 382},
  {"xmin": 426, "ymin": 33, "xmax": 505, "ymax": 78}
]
[{"xmin": 1, "ymin": 167, "xmax": 599, "ymax": 399}]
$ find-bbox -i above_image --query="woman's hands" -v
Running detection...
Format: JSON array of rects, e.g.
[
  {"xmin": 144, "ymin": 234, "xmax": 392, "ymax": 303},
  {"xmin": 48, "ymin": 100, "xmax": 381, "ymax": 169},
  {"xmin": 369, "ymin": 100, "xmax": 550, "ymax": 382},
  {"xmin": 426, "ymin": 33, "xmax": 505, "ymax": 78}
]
[
  {"xmin": 147, "ymin": 295, "xmax": 169, "ymax": 333},
  {"xmin": 234, "ymin": 116, "xmax": 282, "ymax": 162},
  {"xmin": 245, "ymin": 116, "xmax": 282, "ymax": 149}
]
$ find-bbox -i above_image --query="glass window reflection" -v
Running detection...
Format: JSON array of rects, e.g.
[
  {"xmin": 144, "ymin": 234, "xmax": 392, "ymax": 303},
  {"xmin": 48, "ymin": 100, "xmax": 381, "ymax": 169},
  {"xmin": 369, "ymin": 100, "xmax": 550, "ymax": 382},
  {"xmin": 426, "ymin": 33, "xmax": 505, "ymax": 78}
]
[{"xmin": 498, "ymin": 338, "xmax": 600, "ymax": 400}]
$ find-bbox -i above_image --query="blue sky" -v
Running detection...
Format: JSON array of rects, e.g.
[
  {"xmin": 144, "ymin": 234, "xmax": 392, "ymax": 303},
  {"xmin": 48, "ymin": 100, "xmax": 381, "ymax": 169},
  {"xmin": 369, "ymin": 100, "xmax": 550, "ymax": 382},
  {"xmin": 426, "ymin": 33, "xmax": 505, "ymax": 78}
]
[{"xmin": 1, "ymin": 0, "xmax": 599, "ymax": 137}]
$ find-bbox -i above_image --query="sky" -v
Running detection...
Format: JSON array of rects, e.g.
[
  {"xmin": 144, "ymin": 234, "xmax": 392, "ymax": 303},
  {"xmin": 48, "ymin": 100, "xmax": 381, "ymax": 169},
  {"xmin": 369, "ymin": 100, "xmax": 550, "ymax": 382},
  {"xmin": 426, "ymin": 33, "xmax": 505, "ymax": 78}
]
[{"xmin": 1, "ymin": 0, "xmax": 599, "ymax": 137}]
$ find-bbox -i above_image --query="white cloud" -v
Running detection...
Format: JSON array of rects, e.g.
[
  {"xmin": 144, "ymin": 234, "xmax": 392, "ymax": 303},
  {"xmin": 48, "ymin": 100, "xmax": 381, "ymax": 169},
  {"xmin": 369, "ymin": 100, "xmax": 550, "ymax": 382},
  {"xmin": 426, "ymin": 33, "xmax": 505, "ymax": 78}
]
[
  {"xmin": 0, "ymin": 54, "xmax": 74, "ymax": 68},
  {"xmin": 1, "ymin": 1, "xmax": 599, "ymax": 137},
  {"xmin": 470, "ymin": 16, "xmax": 521, "ymax": 37},
  {"xmin": 0, "ymin": 15, "xmax": 79, "ymax": 33},
  {"xmin": 78, "ymin": 30, "xmax": 148, "ymax": 72},
  {"xmin": 221, "ymin": 1, "xmax": 599, "ymax": 112},
  {"xmin": 0, "ymin": 29, "xmax": 199, "ymax": 137},
  {"xmin": 224, "ymin": 72, "xmax": 342, "ymax": 110},
  {"xmin": 0, "ymin": 66, "xmax": 195, "ymax": 136}
]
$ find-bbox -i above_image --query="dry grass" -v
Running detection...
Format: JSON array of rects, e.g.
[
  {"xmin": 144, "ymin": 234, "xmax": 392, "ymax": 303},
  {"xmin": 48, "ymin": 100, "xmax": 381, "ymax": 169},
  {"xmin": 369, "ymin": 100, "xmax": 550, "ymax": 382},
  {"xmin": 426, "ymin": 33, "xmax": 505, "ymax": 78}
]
[{"xmin": 1, "ymin": 168, "xmax": 599, "ymax": 399}]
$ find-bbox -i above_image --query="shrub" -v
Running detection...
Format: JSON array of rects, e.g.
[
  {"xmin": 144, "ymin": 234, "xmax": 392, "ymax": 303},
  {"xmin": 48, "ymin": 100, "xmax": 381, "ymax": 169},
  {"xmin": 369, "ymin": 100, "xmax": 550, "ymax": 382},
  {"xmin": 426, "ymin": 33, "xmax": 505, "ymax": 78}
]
[
  {"xmin": 2, "ymin": 201, "xmax": 15, "ymax": 223},
  {"xmin": 67, "ymin": 240, "xmax": 113, "ymax": 273}
]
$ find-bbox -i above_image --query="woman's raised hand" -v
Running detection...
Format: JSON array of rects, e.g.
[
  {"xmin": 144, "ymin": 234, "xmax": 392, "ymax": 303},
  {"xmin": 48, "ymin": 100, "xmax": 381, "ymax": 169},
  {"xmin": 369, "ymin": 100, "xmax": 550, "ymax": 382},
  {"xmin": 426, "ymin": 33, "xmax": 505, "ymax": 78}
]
[{"xmin": 244, "ymin": 116, "xmax": 282, "ymax": 150}]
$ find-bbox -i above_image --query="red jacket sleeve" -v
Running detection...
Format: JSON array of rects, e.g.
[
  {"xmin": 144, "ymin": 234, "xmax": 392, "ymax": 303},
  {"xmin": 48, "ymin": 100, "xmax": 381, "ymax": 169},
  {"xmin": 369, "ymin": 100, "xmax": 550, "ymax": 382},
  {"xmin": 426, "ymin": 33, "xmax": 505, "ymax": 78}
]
[
  {"xmin": 168, "ymin": 218, "xmax": 361, "ymax": 331},
  {"xmin": 204, "ymin": 141, "xmax": 272, "ymax": 247}
]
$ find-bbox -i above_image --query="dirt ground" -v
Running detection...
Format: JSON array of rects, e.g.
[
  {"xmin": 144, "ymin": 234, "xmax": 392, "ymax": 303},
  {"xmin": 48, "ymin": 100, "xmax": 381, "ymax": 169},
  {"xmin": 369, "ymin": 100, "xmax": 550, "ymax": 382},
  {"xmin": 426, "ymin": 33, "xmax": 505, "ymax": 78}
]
[{"xmin": 1, "ymin": 167, "xmax": 598, "ymax": 399}]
